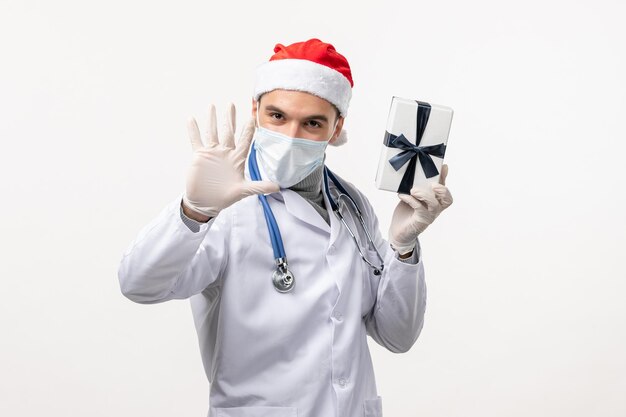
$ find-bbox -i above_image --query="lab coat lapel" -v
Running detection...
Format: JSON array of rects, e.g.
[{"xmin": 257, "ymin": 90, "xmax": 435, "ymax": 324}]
[
  {"xmin": 322, "ymin": 173, "xmax": 355, "ymax": 294},
  {"xmin": 270, "ymin": 171, "xmax": 351, "ymax": 293},
  {"xmin": 322, "ymin": 178, "xmax": 344, "ymax": 250},
  {"xmin": 276, "ymin": 189, "xmax": 331, "ymax": 234}
]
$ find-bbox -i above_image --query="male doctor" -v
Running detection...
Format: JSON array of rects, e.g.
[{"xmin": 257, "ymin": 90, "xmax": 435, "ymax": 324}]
[{"xmin": 118, "ymin": 38, "xmax": 453, "ymax": 417}]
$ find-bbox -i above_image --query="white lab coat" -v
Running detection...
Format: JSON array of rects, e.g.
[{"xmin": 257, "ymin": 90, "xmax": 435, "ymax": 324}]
[{"xmin": 118, "ymin": 169, "xmax": 427, "ymax": 417}]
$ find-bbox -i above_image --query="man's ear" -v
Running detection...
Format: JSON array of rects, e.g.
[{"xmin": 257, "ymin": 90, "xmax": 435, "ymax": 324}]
[{"xmin": 329, "ymin": 116, "xmax": 345, "ymax": 145}]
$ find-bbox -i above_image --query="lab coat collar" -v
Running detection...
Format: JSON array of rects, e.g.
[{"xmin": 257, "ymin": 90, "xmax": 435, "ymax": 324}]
[{"xmin": 270, "ymin": 186, "xmax": 331, "ymax": 235}]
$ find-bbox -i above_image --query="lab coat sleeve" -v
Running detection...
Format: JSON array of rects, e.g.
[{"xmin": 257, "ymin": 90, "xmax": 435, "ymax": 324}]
[
  {"xmin": 350, "ymin": 186, "xmax": 427, "ymax": 354},
  {"xmin": 117, "ymin": 194, "xmax": 229, "ymax": 304},
  {"xmin": 365, "ymin": 237, "xmax": 426, "ymax": 353}
]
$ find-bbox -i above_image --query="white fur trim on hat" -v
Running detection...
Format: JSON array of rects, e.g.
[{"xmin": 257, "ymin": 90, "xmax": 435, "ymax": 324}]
[{"xmin": 254, "ymin": 59, "xmax": 352, "ymax": 117}]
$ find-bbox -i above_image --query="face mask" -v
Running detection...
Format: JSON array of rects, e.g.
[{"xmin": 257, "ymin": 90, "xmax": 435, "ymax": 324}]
[{"xmin": 252, "ymin": 112, "xmax": 337, "ymax": 188}]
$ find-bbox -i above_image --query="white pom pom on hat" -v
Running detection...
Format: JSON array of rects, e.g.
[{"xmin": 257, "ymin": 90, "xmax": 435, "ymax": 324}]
[{"xmin": 253, "ymin": 38, "xmax": 353, "ymax": 147}]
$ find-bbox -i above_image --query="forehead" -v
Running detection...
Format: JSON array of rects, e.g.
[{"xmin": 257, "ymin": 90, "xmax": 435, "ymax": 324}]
[{"xmin": 259, "ymin": 89, "xmax": 335, "ymax": 117}]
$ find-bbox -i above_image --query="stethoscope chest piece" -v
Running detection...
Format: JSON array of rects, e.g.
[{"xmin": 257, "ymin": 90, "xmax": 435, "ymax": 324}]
[{"xmin": 272, "ymin": 258, "xmax": 295, "ymax": 293}]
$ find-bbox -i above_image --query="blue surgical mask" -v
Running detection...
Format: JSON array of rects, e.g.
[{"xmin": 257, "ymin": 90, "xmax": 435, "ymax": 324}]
[{"xmin": 252, "ymin": 112, "xmax": 337, "ymax": 188}]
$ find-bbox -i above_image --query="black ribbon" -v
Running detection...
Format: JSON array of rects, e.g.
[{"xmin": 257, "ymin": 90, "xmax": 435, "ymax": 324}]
[{"xmin": 383, "ymin": 100, "xmax": 446, "ymax": 194}]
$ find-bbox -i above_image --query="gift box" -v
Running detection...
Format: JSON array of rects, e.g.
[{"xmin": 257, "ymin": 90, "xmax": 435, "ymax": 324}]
[{"xmin": 375, "ymin": 97, "xmax": 453, "ymax": 194}]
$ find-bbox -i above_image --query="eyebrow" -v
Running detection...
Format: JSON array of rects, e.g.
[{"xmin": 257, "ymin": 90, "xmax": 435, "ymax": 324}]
[{"xmin": 264, "ymin": 104, "xmax": 329, "ymax": 123}]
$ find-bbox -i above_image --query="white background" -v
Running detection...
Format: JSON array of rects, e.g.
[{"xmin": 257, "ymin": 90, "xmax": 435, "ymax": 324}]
[{"xmin": 1, "ymin": 0, "xmax": 625, "ymax": 416}]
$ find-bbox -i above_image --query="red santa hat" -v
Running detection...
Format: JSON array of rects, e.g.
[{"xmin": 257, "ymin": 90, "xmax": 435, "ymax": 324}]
[{"xmin": 253, "ymin": 38, "xmax": 353, "ymax": 146}]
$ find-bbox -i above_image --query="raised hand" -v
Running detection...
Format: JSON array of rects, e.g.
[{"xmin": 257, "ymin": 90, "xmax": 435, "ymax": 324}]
[{"xmin": 182, "ymin": 103, "xmax": 279, "ymax": 218}]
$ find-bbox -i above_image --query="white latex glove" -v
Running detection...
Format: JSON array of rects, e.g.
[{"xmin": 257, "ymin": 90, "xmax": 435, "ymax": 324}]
[
  {"xmin": 389, "ymin": 164, "xmax": 454, "ymax": 253},
  {"xmin": 182, "ymin": 103, "xmax": 279, "ymax": 218}
]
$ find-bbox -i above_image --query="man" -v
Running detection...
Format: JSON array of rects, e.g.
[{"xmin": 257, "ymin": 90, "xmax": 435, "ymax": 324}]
[{"xmin": 118, "ymin": 38, "xmax": 453, "ymax": 417}]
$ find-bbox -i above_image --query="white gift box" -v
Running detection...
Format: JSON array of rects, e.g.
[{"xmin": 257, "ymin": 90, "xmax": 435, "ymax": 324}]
[{"xmin": 375, "ymin": 97, "xmax": 453, "ymax": 194}]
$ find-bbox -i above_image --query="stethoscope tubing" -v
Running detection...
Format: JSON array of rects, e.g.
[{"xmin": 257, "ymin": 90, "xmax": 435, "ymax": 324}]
[{"xmin": 248, "ymin": 145, "xmax": 286, "ymax": 260}]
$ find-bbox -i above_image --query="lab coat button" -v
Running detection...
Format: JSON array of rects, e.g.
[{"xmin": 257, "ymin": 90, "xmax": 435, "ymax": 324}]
[
  {"xmin": 337, "ymin": 377, "xmax": 348, "ymax": 388},
  {"xmin": 332, "ymin": 311, "xmax": 343, "ymax": 321}
]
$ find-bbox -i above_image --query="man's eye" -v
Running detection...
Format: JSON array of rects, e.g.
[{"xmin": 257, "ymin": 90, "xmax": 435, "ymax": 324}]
[
  {"xmin": 270, "ymin": 113, "xmax": 283, "ymax": 120},
  {"xmin": 307, "ymin": 120, "xmax": 322, "ymax": 128}
]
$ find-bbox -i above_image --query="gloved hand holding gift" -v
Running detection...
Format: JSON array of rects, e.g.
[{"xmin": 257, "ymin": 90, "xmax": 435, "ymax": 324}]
[{"xmin": 377, "ymin": 97, "xmax": 454, "ymax": 254}]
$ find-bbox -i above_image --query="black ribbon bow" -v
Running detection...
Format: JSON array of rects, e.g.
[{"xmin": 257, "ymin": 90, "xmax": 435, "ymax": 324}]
[{"xmin": 383, "ymin": 101, "xmax": 446, "ymax": 194}]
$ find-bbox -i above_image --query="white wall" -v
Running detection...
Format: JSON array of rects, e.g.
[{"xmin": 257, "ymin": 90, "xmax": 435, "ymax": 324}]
[{"xmin": 1, "ymin": 0, "xmax": 624, "ymax": 416}]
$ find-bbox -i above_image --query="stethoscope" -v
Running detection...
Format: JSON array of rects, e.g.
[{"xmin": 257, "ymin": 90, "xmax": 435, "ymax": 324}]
[{"xmin": 248, "ymin": 142, "xmax": 385, "ymax": 293}]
